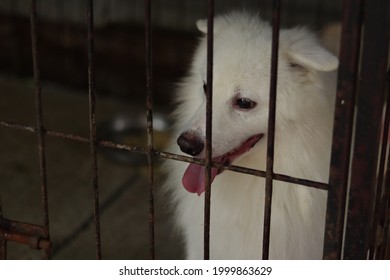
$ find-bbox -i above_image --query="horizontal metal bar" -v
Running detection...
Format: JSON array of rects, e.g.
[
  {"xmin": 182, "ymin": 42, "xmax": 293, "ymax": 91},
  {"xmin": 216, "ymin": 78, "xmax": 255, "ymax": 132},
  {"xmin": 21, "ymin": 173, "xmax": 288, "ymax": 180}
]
[
  {"xmin": 154, "ymin": 150, "xmax": 327, "ymax": 189},
  {"xmin": 0, "ymin": 120, "xmax": 36, "ymax": 132},
  {"xmin": 0, "ymin": 120, "xmax": 329, "ymax": 190},
  {"xmin": 273, "ymin": 173, "xmax": 328, "ymax": 190},
  {"xmin": 0, "ymin": 217, "xmax": 51, "ymax": 251},
  {"xmin": 0, "ymin": 120, "xmax": 147, "ymax": 152},
  {"xmin": 0, "ymin": 229, "xmax": 51, "ymax": 251},
  {"xmin": 0, "ymin": 217, "xmax": 45, "ymax": 237}
]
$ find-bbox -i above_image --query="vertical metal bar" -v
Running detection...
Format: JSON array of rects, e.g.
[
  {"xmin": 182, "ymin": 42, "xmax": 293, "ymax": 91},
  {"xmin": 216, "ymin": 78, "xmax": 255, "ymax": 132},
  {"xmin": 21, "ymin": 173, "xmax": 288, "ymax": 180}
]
[
  {"xmin": 385, "ymin": 214, "xmax": 390, "ymax": 258},
  {"xmin": 323, "ymin": 0, "xmax": 364, "ymax": 260},
  {"xmin": 0, "ymin": 201, "xmax": 6, "ymax": 259},
  {"xmin": 262, "ymin": 0, "xmax": 281, "ymax": 260},
  {"xmin": 144, "ymin": 0, "xmax": 155, "ymax": 260},
  {"xmin": 87, "ymin": 0, "xmax": 102, "ymax": 260},
  {"xmin": 343, "ymin": 0, "xmax": 390, "ymax": 259},
  {"xmin": 0, "ymin": 236, "xmax": 6, "ymax": 259},
  {"xmin": 378, "ymin": 70, "xmax": 390, "ymax": 259},
  {"xmin": 382, "ymin": 179, "xmax": 390, "ymax": 260},
  {"xmin": 381, "ymin": 175, "xmax": 390, "ymax": 258},
  {"xmin": 204, "ymin": 0, "xmax": 214, "ymax": 261},
  {"xmin": 30, "ymin": 0, "xmax": 51, "ymax": 260},
  {"xmin": 369, "ymin": 69, "xmax": 390, "ymax": 259}
]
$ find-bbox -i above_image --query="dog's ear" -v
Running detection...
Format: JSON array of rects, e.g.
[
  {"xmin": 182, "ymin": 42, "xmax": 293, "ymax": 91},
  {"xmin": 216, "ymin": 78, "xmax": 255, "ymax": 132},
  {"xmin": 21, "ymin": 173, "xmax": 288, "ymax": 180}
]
[
  {"xmin": 285, "ymin": 27, "xmax": 339, "ymax": 72},
  {"xmin": 196, "ymin": 19, "xmax": 208, "ymax": 33}
]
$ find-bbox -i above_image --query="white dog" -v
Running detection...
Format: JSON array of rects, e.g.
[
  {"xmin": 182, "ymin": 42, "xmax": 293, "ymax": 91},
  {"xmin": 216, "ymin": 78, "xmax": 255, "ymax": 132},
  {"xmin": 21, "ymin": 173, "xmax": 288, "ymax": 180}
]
[{"xmin": 165, "ymin": 11, "xmax": 338, "ymax": 259}]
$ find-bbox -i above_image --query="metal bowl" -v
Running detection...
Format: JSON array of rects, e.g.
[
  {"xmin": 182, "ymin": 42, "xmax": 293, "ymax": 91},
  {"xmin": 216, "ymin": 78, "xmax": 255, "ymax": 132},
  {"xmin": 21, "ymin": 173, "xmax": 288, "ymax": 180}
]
[{"xmin": 97, "ymin": 111, "xmax": 171, "ymax": 164}]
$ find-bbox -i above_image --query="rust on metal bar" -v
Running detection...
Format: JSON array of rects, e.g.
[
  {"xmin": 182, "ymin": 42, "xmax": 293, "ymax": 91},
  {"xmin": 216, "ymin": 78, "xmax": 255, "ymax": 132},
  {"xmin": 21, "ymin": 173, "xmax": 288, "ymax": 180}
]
[
  {"xmin": 47, "ymin": 129, "xmax": 90, "ymax": 143},
  {"xmin": 30, "ymin": 0, "xmax": 51, "ymax": 260},
  {"xmin": 156, "ymin": 150, "xmax": 327, "ymax": 189},
  {"xmin": 382, "ymin": 175, "xmax": 390, "ymax": 258},
  {"xmin": 0, "ymin": 235, "xmax": 6, "ymax": 260},
  {"xmin": 144, "ymin": 0, "xmax": 155, "ymax": 260},
  {"xmin": 0, "ymin": 118, "xmax": 329, "ymax": 190},
  {"xmin": 87, "ymin": 0, "xmax": 102, "ymax": 260},
  {"xmin": 203, "ymin": 0, "xmax": 214, "ymax": 261},
  {"xmin": 323, "ymin": 0, "xmax": 364, "ymax": 260},
  {"xmin": 343, "ymin": 0, "xmax": 390, "ymax": 259},
  {"xmin": 0, "ymin": 201, "xmax": 6, "ymax": 259},
  {"xmin": 0, "ymin": 217, "xmax": 45, "ymax": 236},
  {"xmin": 0, "ymin": 229, "xmax": 51, "ymax": 251},
  {"xmin": 377, "ymin": 69, "xmax": 390, "ymax": 259},
  {"xmin": 47, "ymin": 129, "xmax": 149, "ymax": 155},
  {"xmin": 0, "ymin": 120, "xmax": 36, "ymax": 133},
  {"xmin": 262, "ymin": 0, "xmax": 281, "ymax": 260},
  {"xmin": 273, "ymin": 173, "xmax": 328, "ymax": 191},
  {"xmin": 369, "ymin": 69, "xmax": 390, "ymax": 259},
  {"xmin": 0, "ymin": 217, "xmax": 52, "ymax": 255}
]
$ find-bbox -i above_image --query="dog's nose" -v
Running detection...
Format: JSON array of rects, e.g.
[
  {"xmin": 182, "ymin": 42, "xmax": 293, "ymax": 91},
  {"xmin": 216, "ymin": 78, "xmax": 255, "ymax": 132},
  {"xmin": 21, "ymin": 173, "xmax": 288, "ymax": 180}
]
[{"xmin": 177, "ymin": 132, "xmax": 204, "ymax": 156}]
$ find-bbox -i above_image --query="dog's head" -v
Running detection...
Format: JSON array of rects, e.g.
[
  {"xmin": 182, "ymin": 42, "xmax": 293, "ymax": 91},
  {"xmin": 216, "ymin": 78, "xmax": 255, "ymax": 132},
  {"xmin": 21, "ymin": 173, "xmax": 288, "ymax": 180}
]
[{"xmin": 175, "ymin": 12, "xmax": 338, "ymax": 195}]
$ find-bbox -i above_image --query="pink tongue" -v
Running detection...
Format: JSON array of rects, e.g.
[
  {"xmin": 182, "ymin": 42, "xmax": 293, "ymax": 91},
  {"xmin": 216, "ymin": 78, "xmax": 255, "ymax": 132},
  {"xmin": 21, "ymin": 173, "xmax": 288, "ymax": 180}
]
[
  {"xmin": 180, "ymin": 134, "xmax": 263, "ymax": 196},
  {"xmin": 182, "ymin": 163, "xmax": 219, "ymax": 196}
]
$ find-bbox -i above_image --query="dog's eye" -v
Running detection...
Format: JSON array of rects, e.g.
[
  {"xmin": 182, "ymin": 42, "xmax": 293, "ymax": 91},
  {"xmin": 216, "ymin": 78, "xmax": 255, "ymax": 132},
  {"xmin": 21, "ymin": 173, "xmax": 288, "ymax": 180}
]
[
  {"xmin": 289, "ymin": 62, "xmax": 306, "ymax": 71},
  {"xmin": 234, "ymin": 98, "xmax": 257, "ymax": 110}
]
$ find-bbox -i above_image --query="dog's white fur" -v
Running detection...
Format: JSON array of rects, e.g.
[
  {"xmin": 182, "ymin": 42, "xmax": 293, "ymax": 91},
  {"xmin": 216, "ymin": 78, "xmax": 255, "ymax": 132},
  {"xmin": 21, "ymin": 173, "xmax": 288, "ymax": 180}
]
[{"xmin": 165, "ymin": 12, "xmax": 338, "ymax": 259}]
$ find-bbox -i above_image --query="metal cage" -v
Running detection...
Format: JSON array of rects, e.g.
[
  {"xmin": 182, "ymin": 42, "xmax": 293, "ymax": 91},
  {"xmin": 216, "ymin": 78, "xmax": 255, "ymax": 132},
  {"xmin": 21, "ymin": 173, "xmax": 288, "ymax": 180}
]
[{"xmin": 0, "ymin": 0, "xmax": 389, "ymax": 260}]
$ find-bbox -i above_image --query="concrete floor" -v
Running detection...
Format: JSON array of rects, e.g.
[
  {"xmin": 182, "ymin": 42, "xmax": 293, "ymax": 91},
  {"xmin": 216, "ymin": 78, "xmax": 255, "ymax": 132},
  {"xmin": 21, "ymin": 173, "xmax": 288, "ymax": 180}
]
[{"xmin": 0, "ymin": 76, "xmax": 184, "ymax": 259}]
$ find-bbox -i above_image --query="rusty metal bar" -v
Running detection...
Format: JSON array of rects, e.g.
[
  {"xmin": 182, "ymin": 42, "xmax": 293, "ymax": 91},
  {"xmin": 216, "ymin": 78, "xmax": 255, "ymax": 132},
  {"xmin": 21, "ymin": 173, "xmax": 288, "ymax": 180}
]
[
  {"xmin": 343, "ymin": 0, "xmax": 390, "ymax": 259},
  {"xmin": 0, "ymin": 198, "xmax": 6, "ymax": 259},
  {"xmin": 323, "ymin": 0, "xmax": 364, "ymax": 260},
  {"xmin": 262, "ymin": 0, "xmax": 281, "ymax": 260},
  {"xmin": 144, "ymin": 0, "xmax": 155, "ymax": 260},
  {"xmin": 0, "ymin": 119, "xmax": 329, "ymax": 193},
  {"xmin": 369, "ymin": 69, "xmax": 390, "ymax": 259},
  {"xmin": 30, "ymin": 0, "xmax": 51, "ymax": 260},
  {"xmin": 376, "ymin": 150, "xmax": 390, "ymax": 259},
  {"xmin": 87, "ymin": 0, "xmax": 102, "ymax": 260},
  {"xmin": 203, "ymin": 0, "xmax": 214, "ymax": 261},
  {"xmin": 0, "ymin": 121, "xmax": 36, "ymax": 133},
  {"xmin": 0, "ymin": 217, "xmax": 45, "ymax": 236},
  {"xmin": 378, "ymin": 70, "xmax": 390, "ymax": 259},
  {"xmin": 381, "ymin": 165, "xmax": 390, "ymax": 258},
  {"xmin": 0, "ymin": 217, "xmax": 51, "ymax": 253},
  {"xmin": 380, "ymin": 163, "xmax": 390, "ymax": 259},
  {"xmin": 376, "ymin": 70, "xmax": 390, "ymax": 259},
  {"xmin": 0, "ymin": 229, "xmax": 51, "ymax": 251},
  {"xmin": 273, "ymin": 173, "xmax": 327, "ymax": 190},
  {"xmin": 0, "ymin": 235, "xmax": 6, "ymax": 259}
]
